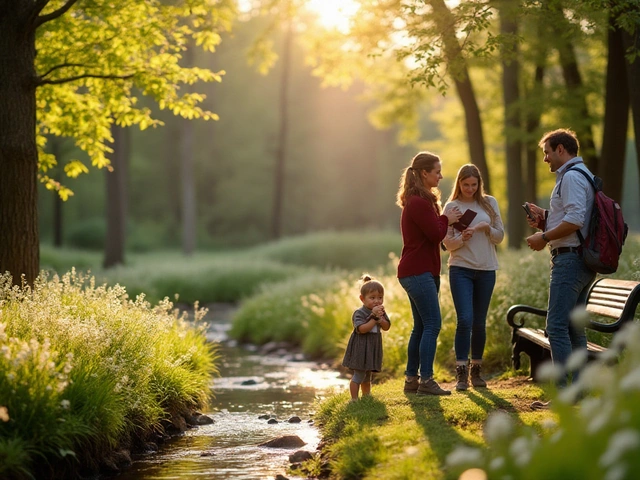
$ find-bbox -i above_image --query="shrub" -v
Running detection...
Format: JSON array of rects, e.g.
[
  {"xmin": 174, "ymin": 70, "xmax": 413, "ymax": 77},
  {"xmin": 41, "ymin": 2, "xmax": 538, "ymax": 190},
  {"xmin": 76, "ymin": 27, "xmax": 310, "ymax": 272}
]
[{"xmin": 0, "ymin": 270, "xmax": 216, "ymax": 478}]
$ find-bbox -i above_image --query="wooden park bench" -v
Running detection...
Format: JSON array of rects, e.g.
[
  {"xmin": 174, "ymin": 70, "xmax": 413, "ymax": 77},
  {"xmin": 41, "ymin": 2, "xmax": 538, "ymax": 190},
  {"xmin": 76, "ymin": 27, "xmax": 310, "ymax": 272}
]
[{"xmin": 507, "ymin": 278, "xmax": 640, "ymax": 381}]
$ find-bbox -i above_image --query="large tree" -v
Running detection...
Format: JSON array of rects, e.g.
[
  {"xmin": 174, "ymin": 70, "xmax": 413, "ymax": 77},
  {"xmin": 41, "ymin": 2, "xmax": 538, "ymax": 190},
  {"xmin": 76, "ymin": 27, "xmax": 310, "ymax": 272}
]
[{"xmin": 0, "ymin": 0, "xmax": 234, "ymax": 285}]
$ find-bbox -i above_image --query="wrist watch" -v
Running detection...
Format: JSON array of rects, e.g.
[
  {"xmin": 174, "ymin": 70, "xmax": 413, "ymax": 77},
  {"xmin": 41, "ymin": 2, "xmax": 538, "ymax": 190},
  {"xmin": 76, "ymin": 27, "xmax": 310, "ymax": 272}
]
[{"xmin": 541, "ymin": 232, "xmax": 549, "ymax": 243}]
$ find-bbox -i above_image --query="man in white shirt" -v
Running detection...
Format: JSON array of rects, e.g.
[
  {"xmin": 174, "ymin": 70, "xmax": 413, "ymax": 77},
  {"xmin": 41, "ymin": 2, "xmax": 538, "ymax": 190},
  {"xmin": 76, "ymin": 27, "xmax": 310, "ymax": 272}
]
[{"xmin": 525, "ymin": 128, "xmax": 596, "ymax": 399}]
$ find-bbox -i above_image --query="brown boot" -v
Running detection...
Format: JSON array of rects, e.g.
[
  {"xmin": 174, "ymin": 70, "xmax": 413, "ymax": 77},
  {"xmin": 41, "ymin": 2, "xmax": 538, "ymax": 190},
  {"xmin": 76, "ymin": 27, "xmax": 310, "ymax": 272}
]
[
  {"xmin": 470, "ymin": 363, "xmax": 487, "ymax": 388},
  {"xmin": 455, "ymin": 364, "xmax": 469, "ymax": 391},
  {"xmin": 404, "ymin": 375, "xmax": 420, "ymax": 393},
  {"xmin": 417, "ymin": 378, "xmax": 451, "ymax": 396}
]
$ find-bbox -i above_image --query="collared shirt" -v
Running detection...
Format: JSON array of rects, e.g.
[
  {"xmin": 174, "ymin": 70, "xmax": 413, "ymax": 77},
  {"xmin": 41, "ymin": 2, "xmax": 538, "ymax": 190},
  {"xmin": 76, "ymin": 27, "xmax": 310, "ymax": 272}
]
[{"xmin": 546, "ymin": 157, "xmax": 595, "ymax": 250}]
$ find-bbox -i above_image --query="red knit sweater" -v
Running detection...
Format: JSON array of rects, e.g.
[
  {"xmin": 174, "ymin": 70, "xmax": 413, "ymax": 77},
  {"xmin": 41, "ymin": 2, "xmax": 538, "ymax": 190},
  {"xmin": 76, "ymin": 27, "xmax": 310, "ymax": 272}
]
[{"xmin": 397, "ymin": 195, "xmax": 449, "ymax": 278}]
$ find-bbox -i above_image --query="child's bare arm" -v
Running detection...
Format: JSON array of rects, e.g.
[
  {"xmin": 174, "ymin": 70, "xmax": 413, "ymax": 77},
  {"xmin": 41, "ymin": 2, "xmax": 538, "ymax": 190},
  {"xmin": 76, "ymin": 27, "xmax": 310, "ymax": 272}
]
[{"xmin": 378, "ymin": 313, "xmax": 391, "ymax": 331}]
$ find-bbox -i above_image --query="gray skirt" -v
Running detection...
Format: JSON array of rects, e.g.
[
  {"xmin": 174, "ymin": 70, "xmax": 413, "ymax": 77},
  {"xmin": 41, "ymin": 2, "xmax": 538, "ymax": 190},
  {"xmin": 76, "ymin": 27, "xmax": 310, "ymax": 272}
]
[{"xmin": 342, "ymin": 330, "xmax": 383, "ymax": 372}]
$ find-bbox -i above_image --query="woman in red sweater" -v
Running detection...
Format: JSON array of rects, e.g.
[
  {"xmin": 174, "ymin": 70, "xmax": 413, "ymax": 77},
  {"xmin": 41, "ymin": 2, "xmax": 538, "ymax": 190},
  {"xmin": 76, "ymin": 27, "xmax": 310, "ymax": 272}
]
[{"xmin": 396, "ymin": 152, "xmax": 461, "ymax": 396}]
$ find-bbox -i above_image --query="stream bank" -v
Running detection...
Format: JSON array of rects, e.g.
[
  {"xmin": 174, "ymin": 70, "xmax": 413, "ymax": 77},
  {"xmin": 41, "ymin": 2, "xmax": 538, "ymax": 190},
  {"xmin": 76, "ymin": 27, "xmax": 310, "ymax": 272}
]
[{"xmin": 115, "ymin": 303, "xmax": 348, "ymax": 480}]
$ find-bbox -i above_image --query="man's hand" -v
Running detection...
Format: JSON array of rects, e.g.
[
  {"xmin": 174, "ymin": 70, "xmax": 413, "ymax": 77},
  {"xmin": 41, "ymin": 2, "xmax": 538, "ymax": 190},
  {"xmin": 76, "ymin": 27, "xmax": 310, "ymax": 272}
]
[
  {"xmin": 525, "ymin": 202, "xmax": 546, "ymax": 230},
  {"xmin": 526, "ymin": 232, "xmax": 547, "ymax": 251}
]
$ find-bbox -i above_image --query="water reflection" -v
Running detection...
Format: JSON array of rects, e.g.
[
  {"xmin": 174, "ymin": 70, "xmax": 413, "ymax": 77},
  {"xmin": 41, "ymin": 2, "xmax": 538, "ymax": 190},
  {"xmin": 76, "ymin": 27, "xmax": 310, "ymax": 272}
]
[{"xmin": 116, "ymin": 305, "xmax": 347, "ymax": 480}]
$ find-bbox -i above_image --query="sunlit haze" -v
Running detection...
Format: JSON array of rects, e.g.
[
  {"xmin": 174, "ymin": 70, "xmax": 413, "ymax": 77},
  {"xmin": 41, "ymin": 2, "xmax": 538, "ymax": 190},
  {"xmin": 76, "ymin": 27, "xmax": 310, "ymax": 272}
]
[{"xmin": 306, "ymin": 0, "xmax": 359, "ymax": 32}]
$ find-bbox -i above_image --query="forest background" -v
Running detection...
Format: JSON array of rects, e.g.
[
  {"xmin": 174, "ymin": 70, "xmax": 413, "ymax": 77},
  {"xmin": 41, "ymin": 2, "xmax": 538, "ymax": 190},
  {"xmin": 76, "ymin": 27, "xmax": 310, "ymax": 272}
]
[{"xmin": 2, "ymin": 0, "xmax": 639, "ymax": 276}]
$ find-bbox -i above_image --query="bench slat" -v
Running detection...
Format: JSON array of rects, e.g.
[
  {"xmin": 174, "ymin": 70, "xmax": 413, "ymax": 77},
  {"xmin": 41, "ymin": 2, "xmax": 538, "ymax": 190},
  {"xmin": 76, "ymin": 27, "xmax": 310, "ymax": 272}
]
[
  {"xmin": 587, "ymin": 304, "xmax": 624, "ymax": 318},
  {"xmin": 516, "ymin": 328, "xmax": 606, "ymax": 353}
]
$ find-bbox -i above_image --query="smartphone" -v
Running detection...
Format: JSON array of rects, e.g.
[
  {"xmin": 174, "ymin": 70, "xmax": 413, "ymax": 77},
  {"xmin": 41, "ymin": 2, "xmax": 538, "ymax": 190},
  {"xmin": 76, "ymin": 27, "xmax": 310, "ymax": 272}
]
[{"xmin": 522, "ymin": 203, "xmax": 534, "ymax": 220}]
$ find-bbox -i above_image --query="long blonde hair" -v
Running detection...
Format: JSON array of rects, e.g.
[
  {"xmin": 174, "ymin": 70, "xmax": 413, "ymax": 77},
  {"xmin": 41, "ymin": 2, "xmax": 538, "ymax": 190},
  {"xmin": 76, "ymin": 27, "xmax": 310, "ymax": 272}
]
[
  {"xmin": 447, "ymin": 164, "xmax": 497, "ymax": 224},
  {"xmin": 396, "ymin": 151, "xmax": 442, "ymax": 214}
]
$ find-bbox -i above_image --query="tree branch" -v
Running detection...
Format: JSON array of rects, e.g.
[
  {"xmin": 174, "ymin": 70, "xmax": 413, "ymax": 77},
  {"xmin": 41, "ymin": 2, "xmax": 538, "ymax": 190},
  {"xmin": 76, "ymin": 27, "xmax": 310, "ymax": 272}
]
[
  {"xmin": 40, "ymin": 63, "xmax": 88, "ymax": 79},
  {"xmin": 36, "ymin": 73, "xmax": 135, "ymax": 86},
  {"xmin": 36, "ymin": 0, "xmax": 81, "ymax": 28}
]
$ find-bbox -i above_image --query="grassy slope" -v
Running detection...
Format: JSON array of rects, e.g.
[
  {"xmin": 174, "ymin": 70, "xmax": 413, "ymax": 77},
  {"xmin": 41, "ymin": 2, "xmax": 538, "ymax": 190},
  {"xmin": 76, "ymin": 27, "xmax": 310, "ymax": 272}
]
[{"xmin": 311, "ymin": 377, "xmax": 553, "ymax": 480}]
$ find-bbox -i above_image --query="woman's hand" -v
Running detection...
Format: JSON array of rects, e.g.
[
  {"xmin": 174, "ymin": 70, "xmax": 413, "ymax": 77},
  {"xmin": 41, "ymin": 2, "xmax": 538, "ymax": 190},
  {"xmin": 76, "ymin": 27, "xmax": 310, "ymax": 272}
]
[{"xmin": 446, "ymin": 207, "xmax": 462, "ymax": 225}]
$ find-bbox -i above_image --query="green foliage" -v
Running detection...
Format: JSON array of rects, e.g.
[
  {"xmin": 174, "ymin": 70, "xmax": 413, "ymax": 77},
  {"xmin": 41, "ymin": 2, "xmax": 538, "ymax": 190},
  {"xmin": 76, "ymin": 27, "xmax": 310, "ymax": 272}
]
[
  {"xmin": 65, "ymin": 217, "xmax": 106, "ymax": 250},
  {"xmin": 230, "ymin": 234, "xmax": 640, "ymax": 376},
  {"xmin": 251, "ymin": 230, "xmax": 401, "ymax": 270},
  {"xmin": 0, "ymin": 270, "xmax": 216, "ymax": 478},
  {"xmin": 35, "ymin": 0, "xmax": 236, "ymax": 193},
  {"xmin": 447, "ymin": 321, "xmax": 640, "ymax": 480}
]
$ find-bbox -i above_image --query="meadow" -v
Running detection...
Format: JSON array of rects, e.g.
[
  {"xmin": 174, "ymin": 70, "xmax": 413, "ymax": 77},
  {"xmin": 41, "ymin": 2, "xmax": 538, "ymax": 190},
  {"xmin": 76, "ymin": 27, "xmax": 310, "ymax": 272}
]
[{"xmin": 4, "ymin": 229, "xmax": 640, "ymax": 479}]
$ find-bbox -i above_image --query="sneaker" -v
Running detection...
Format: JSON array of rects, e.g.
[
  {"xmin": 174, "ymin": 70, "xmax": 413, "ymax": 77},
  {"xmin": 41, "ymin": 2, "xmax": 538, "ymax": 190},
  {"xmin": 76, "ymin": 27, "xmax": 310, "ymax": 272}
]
[
  {"xmin": 404, "ymin": 375, "xmax": 420, "ymax": 393},
  {"xmin": 470, "ymin": 363, "xmax": 487, "ymax": 388},
  {"xmin": 455, "ymin": 365, "xmax": 469, "ymax": 391},
  {"xmin": 417, "ymin": 378, "xmax": 451, "ymax": 396}
]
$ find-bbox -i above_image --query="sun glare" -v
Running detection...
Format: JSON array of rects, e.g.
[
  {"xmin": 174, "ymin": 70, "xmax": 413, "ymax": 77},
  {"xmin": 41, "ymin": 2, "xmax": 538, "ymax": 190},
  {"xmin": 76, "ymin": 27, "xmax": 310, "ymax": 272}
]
[{"xmin": 306, "ymin": 0, "xmax": 359, "ymax": 32}]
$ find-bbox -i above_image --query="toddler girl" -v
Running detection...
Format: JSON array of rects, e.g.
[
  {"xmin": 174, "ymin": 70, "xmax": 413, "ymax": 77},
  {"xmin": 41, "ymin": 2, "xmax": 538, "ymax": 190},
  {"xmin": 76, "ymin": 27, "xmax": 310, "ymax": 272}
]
[{"xmin": 342, "ymin": 275, "xmax": 391, "ymax": 401}]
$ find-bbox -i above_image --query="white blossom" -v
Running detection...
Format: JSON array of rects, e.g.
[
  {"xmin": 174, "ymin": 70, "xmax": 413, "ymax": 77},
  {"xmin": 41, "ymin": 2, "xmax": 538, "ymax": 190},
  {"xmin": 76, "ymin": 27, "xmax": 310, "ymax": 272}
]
[
  {"xmin": 599, "ymin": 429, "xmax": 640, "ymax": 468},
  {"xmin": 536, "ymin": 361, "xmax": 564, "ymax": 383},
  {"xmin": 484, "ymin": 411, "xmax": 514, "ymax": 444},
  {"xmin": 445, "ymin": 446, "xmax": 483, "ymax": 467},
  {"xmin": 570, "ymin": 305, "xmax": 590, "ymax": 329}
]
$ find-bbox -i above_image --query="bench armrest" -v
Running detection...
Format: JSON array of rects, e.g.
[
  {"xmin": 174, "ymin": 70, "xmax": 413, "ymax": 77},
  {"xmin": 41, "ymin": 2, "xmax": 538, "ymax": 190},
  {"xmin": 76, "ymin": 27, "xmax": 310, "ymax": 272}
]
[{"xmin": 507, "ymin": 304, "xmax": 547, "ymax": 329}]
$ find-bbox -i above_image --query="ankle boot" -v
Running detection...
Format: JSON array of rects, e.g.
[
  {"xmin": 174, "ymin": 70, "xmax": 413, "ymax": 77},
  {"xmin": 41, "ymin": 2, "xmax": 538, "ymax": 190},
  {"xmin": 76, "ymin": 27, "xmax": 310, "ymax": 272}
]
[
  {"xmin": 404, "ymin": 375, "xmax": 420, "ymax": 393},
  {"xmin": 470, "ymin": 363, "xmax": 487, "ymax": 388},
  {"xmin": 455, "ymin": 364, "xmax": 469, "ymax": 391}
]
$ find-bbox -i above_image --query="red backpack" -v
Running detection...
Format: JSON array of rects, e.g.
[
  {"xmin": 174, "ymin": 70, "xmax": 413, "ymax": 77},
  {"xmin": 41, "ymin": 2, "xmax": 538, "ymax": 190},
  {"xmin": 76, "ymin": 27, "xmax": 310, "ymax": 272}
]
[{"xmin": 565, "ymin": 166, "xmax": 628, "ymax": 274}]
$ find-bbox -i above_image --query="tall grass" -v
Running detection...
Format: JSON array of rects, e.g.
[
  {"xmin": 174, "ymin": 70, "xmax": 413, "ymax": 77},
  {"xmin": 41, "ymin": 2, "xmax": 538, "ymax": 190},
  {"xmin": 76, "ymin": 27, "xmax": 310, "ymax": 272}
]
[
  {"xmin": 230, "ymin": 236, "xmax": 640, "ymax": 379},
  {"xmin": 0, "ymin": 270, "xmax": 216, "ymax": 479}
]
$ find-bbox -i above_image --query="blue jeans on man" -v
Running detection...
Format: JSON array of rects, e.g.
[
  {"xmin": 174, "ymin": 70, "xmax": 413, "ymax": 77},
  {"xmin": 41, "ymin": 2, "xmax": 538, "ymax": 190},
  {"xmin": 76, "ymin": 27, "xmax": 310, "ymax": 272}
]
[
  {"xmin": 547, "ymin": 251, "xmax": 596, "ymax": 384},
  {"xmin": 399, "ymin": 272, "xmax": 441, "ymax": 379},
  {"xmin": 449, "ymin": 266, "xmax": 496, "ymax": 362}
]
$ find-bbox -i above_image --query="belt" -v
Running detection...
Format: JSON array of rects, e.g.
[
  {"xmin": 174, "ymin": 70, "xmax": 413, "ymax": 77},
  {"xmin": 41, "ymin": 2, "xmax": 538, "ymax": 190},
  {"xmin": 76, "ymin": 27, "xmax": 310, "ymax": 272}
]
[{"xmin": 550, "ymin": 246, "xmax": 581, "ymax": 258}]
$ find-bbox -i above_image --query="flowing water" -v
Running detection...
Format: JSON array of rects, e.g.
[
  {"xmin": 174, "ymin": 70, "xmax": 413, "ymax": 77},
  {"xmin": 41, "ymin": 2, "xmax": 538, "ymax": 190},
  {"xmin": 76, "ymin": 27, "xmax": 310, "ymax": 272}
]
[{"xmin": 116, "ymin": 304, "xmax": 348, "ymax": 480}]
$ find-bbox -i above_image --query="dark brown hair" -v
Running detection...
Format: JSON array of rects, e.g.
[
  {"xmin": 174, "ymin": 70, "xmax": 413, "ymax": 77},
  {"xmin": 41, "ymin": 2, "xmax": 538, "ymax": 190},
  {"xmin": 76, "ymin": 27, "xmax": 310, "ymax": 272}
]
[{"xmin": 396, "ymin": 151, "xmax": 442, "ymax": 213}]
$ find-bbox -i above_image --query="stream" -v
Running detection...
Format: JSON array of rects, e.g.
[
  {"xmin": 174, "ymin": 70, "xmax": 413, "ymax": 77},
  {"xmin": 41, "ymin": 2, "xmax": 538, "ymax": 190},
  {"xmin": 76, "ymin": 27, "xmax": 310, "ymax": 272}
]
[{"xmin": 115, "ymin": 304, "xmax": 348, "ymax": 480}]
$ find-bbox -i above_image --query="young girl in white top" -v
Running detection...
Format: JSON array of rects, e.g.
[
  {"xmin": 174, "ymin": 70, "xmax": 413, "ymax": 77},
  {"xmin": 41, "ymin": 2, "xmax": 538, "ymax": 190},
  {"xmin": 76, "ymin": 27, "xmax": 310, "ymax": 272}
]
[{"xmin": 443, "ymin": 164, "xmax": 504, "ymax": 391}]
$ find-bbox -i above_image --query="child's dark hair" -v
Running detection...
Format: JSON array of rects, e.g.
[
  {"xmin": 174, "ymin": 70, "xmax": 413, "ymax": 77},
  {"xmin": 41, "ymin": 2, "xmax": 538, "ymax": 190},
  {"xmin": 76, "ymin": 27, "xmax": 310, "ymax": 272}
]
[{"xmin": 360, "ymin": 274, "xmax": 384, "ymax": 296}]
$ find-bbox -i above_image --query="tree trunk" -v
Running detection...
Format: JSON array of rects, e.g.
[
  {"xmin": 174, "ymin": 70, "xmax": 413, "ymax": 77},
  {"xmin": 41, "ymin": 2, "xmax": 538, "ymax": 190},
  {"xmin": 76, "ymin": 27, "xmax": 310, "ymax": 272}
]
[
  {"xmin": 50, "ymin": 138, "xmax": 64, "ymax": 247},
  {"xmin": 525, "ymin": 64, "xmax": 545, "ymax": 204},
  {"xmin": 622, "ymin": 28, "xmax": 640, "ymax": 185},
  {"xmin": 429, "ymin": 0, "xmax": 491, "ymax": 193},
  {"xmin": 0, "ymin": 7, "xmax": 39, "ymax": 285},
  {"xmin": 103, "ymin": 125, "xmax": 129, "ymax": 268},
  {"xmin": 600, "ymin": 13, "xmax": 629, "ymax": 203},
  {"xmin": 499, "ymin": 2, "xmax": 525, "ymax": 248},
  {"xmin": 547, "ymin": 3, "xmax": 599, "ymax": 171},
  {"xmin": 180, "ymin": 46, "xmax": 197, "ymax": 255},
  {"xmin": 272, "ymin": 18, "xmax": 292, "ymax": 239}
]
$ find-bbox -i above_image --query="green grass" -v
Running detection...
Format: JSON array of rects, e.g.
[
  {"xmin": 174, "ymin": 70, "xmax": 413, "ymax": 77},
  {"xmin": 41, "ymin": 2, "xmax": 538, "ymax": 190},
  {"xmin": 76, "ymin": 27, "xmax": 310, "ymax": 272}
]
[
  {"xmin": 310, "ymin": 377, "xmax": 553, "ymax": 480},
  {"xmin": 0, "ymin": 270, "xmax": 216, "ymax": 479}
]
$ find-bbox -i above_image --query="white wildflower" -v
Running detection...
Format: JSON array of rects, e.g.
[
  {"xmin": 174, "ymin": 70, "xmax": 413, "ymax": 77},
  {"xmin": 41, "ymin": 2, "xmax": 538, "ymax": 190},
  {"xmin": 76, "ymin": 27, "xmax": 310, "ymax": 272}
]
[
  {"xmin": 604, "ymin": 465, "xmax": 627, "ymax": 480},
  {"xmin": 60, "ymin": 399, "xmax": 70, "ymax": 410},
  {"xmin": 558, "ymin": 383, "xmax": 582, "ymax": 405},
  {"xmin": 536, "ymin": 361, "xmax": 564, "ymax": 383},
  {"xmin": 570, "ymin": 305, "xmax": 590, "ymax": 329},
  {"xmin": 577, "ymin": 363, "xmax": 613, "ymax": 393},
  {"xmin": 541, "ymin": 418, "xmax": 557, "ymax": 430},
  {"xmin": 0, "ymin": 406, "xmax": 9, "ymax": 422},
  {"xmin": 566, "ymin": 349, "xmax": 588, "ymax": 372},
  {"xmin": 484, "ymin": 411, "xmax": 514, "ymax": 444},
  {"xmin": 580, "ymin": 397, "xmax": 602, "ymax": 419},
  {"xmin": 509, "ymin": 437, "xmax": 533, "ymax": 467},
  {"xmin": 549, "ymin": 429, "xmax": 564, "ymax": 443},
  {"xmin": 588, "ymin": 402, "xmax": 615, "ymax": 435},
  {"xmin": 620, "ymin": 367, "xmax": 640, "ymax": 392},
  {"xmin": 489, "ymin": 456, "xmax": 505, "ymax": 470},
  {"xmin": 445, "ymin": 446, "xmax": 483, "ymax": 467},
  {"xmin": 599, "ymin": 429, "xmax": 640, "ymax": 468}
]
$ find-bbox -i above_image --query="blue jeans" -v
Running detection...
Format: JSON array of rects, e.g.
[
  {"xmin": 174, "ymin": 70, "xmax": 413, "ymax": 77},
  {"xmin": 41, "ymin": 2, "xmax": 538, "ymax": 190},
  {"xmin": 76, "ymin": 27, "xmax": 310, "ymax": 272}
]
[
  {"xmin": 547, "ymin": 251, "xmax": 596, "ymax": 383},
  {"xmin": 449, "ymin": 266, "xmax": 496, "ymax": 362},
  {"xmin": 399, "ymin": 272, "xmax": 441, "ymax": 379}
]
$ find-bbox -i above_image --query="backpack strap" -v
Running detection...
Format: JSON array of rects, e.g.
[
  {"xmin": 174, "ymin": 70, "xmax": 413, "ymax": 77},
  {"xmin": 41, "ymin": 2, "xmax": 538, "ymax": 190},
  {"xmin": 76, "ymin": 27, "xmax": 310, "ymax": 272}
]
[{"xmin": 560, "ymin": 166, "xmax": 599, "ymax": 245}]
